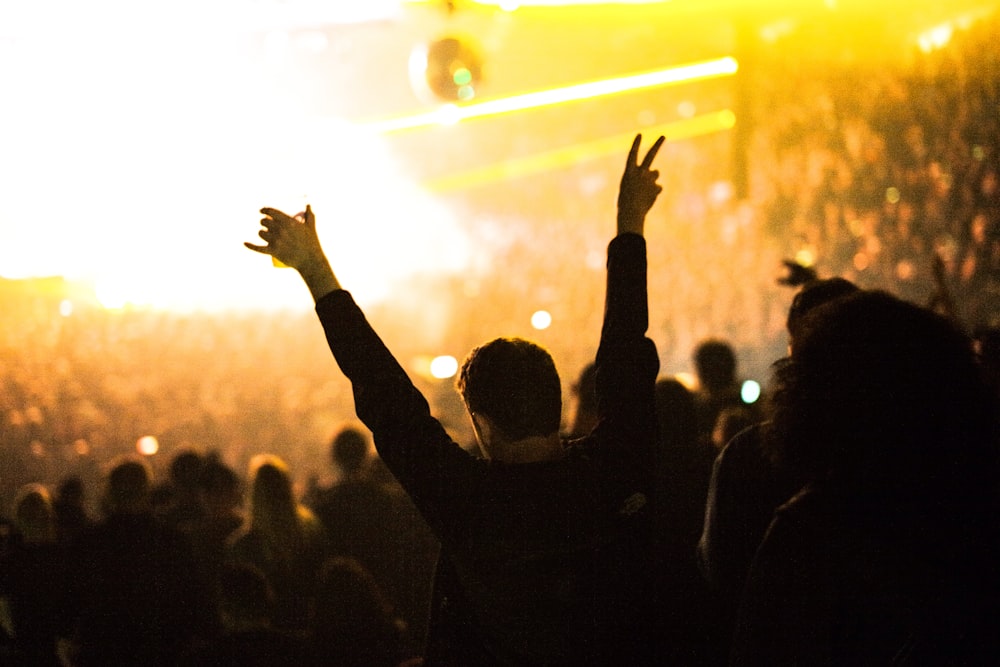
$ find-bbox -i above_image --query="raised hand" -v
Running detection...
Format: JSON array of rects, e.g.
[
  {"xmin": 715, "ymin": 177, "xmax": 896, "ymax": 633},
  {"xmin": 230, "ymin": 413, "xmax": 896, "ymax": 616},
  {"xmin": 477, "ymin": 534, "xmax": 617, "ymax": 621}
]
[
  {"xmin": 246, "ymin": 205, "xmax": 341, "ymax": 301},
  {"xmin": 617, "ymin": 133, "xmax": 665, "ymax": 236}
]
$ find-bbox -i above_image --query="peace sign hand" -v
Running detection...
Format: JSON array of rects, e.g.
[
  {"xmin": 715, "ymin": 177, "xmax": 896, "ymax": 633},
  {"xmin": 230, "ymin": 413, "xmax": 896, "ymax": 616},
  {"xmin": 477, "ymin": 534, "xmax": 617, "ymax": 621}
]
[{"xmin": 617, "ymin": 133, "xmax": 665, "ymax": 236}]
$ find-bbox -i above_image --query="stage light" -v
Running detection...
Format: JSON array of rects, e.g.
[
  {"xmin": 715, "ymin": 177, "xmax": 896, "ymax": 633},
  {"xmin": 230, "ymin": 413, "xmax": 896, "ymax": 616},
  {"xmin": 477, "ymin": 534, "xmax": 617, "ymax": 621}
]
[
  {"xmin": 410, "ymin": 36, "xmax": 484, "ymax": 103},
  {"xmin": 371, "ymin": 56, "xmax": 738, "ymax": 134}
]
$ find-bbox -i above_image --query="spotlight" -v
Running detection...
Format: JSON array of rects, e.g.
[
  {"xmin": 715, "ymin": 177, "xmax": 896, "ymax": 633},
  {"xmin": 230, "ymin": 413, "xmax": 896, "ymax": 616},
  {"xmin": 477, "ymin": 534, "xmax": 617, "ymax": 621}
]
[{"xmin": 410, "ymin": 36, "xmax": 484, "ymax": 103}]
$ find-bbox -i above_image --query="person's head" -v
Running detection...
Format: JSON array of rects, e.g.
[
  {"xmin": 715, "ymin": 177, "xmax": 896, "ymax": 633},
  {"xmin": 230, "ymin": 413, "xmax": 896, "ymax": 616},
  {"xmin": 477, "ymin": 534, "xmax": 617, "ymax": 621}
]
[
  {"xmin": 169, "ymin": 448, "xmax": 204, "ymax": 493},
  {"xmin": 693, "ymin": 339, "xmax": 737, "ymax": 393},
  {"xmin": 785, "ymin": 277, "xmax": 859, "ymax": 351},
  {"xmin": 56, "ymin": 475, "xmax": 85, "ymax": 507},
  {"xmin": 655, "ymin": 377, "xmax": 698, "ymax": 451},
  {"xmin": 456, "ymin": 337, "xmax": 562, "ymax": 459},
  {"xmin": 199, "ymin": 456, "xmax": 242, "ymax": 515},
  {"xmin": 767, "ymin": 290, "xmax": 996, "ymax": 495},
  {"xmin": 103, "ymin": 455, "xmax": 154, "ymax": 516},
  {"xmin": 330, "ymin": 427, "xmax": 369, "ymax": 476},
  {"xmin": 14, "ymin": 483, "xmax": 56, "ymax": 543},
  {"xmin": 248, "ymin": 454, "xmax": 294, "ymax": 521},
  {"xmin": 218, "ymin": 562, "xmax": 274, "ymax": 631}
]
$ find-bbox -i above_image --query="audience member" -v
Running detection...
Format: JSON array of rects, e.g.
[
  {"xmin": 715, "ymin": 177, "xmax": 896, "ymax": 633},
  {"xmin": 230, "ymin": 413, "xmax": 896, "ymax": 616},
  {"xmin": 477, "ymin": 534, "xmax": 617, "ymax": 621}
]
[
  {"xmin": 310, "ymin": 556, "xmax": 418, "ymax": 667},
  {"xmin": 182, "ymin": 562, "xmax": 312, "ymax": 666},
  {"xmin": 311, "ymin": 426, "xmax": 437, "ymax": 650},
  {"xmin": 52, "ymin": 475, "xmax": 94, "ymax": 546},
  {"xmin": 228, "ymin": 453, "xmax": 327, "ymax": 633},
  {"xmin": 649, "ymin": 377, "xmax": 719, "ymax": 664},
  {"xmin": 66, "ymin": 455, "xmax": 214, "ymax": 666},
  {"xmin": 244, "ymin": 133, "xmax": 665, "ymax": 664},
  {"xmin": 156, "ymin": 448, "xmax": 207, "ymax": 533},
  {"xmin": 732, "ymin": 290, "xmax": 1000, "ymax": 664},
  {"xmin": 697, "ymin": 276, "xmax": 860, "ymax": 661},
  {"xmin": 0, "ymin": 483, "xmax": 71, "ymax": 666},
  {"xmin": 187, "ymin": 455, "xmax": 245, "ymax": 608},
  {"xmin": 691, "ymin": 339, "xmax": 748, "ymax": 440}
]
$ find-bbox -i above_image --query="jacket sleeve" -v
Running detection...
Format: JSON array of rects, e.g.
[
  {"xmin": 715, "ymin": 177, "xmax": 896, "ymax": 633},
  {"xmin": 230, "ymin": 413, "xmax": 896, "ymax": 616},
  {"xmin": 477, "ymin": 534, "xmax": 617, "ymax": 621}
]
[
  {"xmin": 313, "ymin": 290, "xmax": 479, "ymax": 535},
  {"xmin": 588, "ymin": 233, "xmax": 660, "ymax": 465}
]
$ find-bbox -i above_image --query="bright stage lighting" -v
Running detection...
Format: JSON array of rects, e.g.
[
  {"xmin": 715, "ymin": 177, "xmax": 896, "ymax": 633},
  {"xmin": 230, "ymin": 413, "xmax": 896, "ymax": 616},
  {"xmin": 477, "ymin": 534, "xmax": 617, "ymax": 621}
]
[{"xmin": 366, "ymin": 57, "xmax": 739, "ymax": 134}]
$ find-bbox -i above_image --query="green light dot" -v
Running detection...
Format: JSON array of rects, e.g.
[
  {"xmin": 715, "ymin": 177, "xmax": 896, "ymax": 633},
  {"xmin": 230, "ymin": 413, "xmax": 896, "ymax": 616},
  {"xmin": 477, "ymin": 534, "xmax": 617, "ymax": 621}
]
[{"xmin": 453, "ymin": 67, "xmax": 473, "ymax": 86}]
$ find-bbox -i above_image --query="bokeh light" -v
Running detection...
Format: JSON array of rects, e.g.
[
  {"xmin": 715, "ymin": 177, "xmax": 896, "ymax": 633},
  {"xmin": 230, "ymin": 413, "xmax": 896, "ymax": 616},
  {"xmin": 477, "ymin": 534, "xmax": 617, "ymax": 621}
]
[
  {"xmin": 531, "ymin": 310, "xmax": 553, "ymax": 330},
  {"xmin": 430, "ymin": 355, "xmax": 459, "ymax": 379},
  {"xmin": 136, "ymin": 435, "xmax": 159, "ymax": 456},
  {"xmin": 741, "ymin": 380, "xmax": 762, "ymax": 405}
]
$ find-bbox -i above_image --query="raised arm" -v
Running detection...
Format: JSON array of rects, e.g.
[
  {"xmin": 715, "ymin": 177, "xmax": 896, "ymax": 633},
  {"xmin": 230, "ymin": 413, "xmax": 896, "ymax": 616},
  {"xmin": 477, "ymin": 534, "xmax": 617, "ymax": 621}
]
[
  {"xmin": 617, "ymin": 133, "xmax": 665, "ymax": 237},
  {"xmin": 589, "ymin": 134, "xmax": 663, "ymax": 454},
  {"xmin": 245, "ymin": 205, "xmax": 342, "ymax": 302}
]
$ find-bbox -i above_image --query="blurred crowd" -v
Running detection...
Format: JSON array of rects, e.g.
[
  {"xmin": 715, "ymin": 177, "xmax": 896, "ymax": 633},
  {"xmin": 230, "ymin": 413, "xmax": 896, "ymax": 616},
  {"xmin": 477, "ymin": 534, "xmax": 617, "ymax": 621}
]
[{"xmin": 2, "ymin": 8, "xmax": 1000, "ymax": 666}]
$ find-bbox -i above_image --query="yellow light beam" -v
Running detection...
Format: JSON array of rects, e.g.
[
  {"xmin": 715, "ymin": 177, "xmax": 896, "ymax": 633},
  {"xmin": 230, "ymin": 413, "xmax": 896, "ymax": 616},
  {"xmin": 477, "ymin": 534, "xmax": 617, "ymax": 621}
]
[
  {"xmin": 365, "ymin": 56, "xmax": 738, "ymax": 134},
  {"xmin": 423, "ymin": 109, "xmax": 736, "ymax": 193}
]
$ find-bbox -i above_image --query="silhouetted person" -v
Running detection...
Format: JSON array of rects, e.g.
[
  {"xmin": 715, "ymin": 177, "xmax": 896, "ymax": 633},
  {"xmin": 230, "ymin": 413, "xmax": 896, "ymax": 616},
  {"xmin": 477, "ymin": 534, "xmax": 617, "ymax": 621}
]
[
  {"xmin": 52, "ymin": 475, "xmax": 94, "ymax": 546},
  {"xmin": 310, "ymin": 556, "xmax": 417, "ymax": 667},
  {"xmin": 188, "ymin": 456, "xmax": 245, "ymax": 609},
  {"xmin": 312, "ymin": 426, "xmax": 437, "ymax": 651},
  {"xmin": 228, "ymin": 454, "xmax": 327, "ymax": 633},
  {"xmin": 245, "ymin": 133, "xmax": 665, "ymax": 665},
  {"xmin": 733, "ymin": 291, "xmax": 1000, "ymax": 665},
  {"xmin": 0, "ymin": 483, "xmax": 71, "ymax": 666},
  {"xmin": 157, "ymin": 448, "xmax": 206, "ymax": 534},
  {"xmin": 649, "ymin": 378, "xmax": 718, "ymax": 664},
  {"xmin": 692, "ymin": 339, "xmax": 745, "ymax": 440},
  {"xmin": 182, "ymin": 562, "xmax": 311, "ymax": 666},
  {"xmin": 67, "ymin": 455, "xmax": 214, "ymax": 666},
  {"xmin": 698, "ymin": 276, "xmax": 859, "ymax": 663}
]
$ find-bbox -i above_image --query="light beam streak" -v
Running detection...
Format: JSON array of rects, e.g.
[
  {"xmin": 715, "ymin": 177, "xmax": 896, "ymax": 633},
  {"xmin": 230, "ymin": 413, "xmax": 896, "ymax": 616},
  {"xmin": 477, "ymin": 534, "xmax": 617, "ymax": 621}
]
[
  {"xmin": 365, "ymin": 57, "xmax": 738, "ymax": 134},
  {"xmin": 423, "ymin": 110, "xmax": 736, "ymax": 193}
]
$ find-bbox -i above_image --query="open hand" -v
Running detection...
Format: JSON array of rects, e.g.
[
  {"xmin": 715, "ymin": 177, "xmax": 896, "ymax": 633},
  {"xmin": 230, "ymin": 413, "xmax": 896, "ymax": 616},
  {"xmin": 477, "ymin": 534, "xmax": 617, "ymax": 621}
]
[
  {"xmin": 617, "ymin": 133, "xmax": 665, "ymax": 236},
  {"xmin": 246, "ymin": 205, "xmax": 341, "ymax": 300},
  {"xmin": 245, "ymin": 205, "xmax": 325, "ymax": 272}
]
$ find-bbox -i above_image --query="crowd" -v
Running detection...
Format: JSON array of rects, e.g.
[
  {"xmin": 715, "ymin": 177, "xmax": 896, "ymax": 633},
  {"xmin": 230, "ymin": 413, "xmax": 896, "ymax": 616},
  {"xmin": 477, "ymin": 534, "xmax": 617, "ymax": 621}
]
[{"xmin": 3, "ymin": 8, "xmax": 1000, "ymax": 666}]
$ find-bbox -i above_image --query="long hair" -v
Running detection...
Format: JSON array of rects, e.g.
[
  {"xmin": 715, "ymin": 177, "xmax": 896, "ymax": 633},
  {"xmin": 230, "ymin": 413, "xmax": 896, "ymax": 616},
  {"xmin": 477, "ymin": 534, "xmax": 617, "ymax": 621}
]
[
  {"xmin": 765, "ymin": 291, "xmax": 998, "ymax": 510},
  {"xmin": 247, "ymin": 454, "xmax": 308, "ymax": 563}
]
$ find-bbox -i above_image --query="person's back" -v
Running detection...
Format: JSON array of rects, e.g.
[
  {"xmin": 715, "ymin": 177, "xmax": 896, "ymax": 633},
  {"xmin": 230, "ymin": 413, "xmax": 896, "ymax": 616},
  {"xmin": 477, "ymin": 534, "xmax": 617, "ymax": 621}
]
[
  {"xmin": 244, "ymin": 133, "xmax": 665, "ymax": 665},
  {"xmin": 0, "ymin": 484, "xmax": 72, "ymax": 666},
  {"xmin": 68, "ymin": 456, "xmax": 214, "ymax": 666},
  {"xmin": 313, "ymin": 453, "xmax": 437, "ymax": 649},
  {"xmin": 229, "ymin": 454, "xmax": 327, "ymax": 633},
  {"xmin": 732, "ymin": 290, "xmax": 1000, "ymax": 665}
]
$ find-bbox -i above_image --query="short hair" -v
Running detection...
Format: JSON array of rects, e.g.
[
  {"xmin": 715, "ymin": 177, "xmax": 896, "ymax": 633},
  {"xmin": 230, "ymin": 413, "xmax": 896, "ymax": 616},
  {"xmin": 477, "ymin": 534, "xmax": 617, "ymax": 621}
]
[
  {"xmin": 331, "ymin": 427, "xmax": 369, "ymax": 474},
  {"xmin": 169, "ymin": 449, "xmax": 204, "ymax": 491},
  {"xmin": 457, "ymin": 337, "xmax": 562, "ymax": 441},
  {"xmin": 104, "ymin": 456, "xmax": 153, "ymax": 514},
  {"xmin": 693, "ymin": 339, "xmax": 737, "ymax": 391}
]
